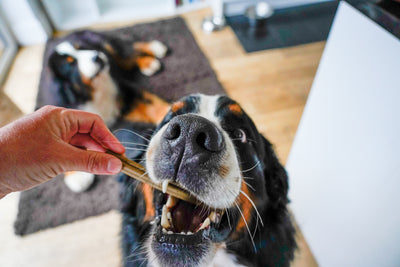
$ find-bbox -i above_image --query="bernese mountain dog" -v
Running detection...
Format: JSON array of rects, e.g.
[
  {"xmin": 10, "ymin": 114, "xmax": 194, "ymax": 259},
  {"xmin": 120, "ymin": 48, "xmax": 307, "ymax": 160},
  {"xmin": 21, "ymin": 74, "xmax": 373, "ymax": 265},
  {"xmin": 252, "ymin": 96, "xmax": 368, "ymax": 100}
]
[
  {"xmin": 38, "ymin": 30, "xmax": 169, "ymax": 192},
  {"xmin": 118, "ymin": 94, "xmax": 297, "ymax": 267}
]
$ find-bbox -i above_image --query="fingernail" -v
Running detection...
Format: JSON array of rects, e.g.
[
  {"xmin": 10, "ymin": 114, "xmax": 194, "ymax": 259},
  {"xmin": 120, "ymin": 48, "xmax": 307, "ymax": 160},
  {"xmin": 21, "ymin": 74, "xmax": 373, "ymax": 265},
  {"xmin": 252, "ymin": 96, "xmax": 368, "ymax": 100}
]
[{"xmin": 107, "ymin": 157, "xmax": 122, "ymax": 173}]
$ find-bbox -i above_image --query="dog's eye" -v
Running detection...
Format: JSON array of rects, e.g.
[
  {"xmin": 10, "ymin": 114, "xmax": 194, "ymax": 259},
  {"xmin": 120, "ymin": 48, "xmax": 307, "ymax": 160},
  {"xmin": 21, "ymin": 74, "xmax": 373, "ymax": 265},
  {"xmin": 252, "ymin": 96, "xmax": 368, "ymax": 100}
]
[{"xmin": 233, "ymin": 129, "xmax": 247, "ymax": 143}]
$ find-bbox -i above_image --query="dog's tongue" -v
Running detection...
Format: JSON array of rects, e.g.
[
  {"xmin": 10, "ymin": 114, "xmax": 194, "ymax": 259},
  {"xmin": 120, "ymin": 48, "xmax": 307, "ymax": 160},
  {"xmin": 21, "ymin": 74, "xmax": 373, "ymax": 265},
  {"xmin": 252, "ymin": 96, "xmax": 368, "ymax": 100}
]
[{"xmin": 171, "ymin": 201, "xmax": 208, "ymax": 233}]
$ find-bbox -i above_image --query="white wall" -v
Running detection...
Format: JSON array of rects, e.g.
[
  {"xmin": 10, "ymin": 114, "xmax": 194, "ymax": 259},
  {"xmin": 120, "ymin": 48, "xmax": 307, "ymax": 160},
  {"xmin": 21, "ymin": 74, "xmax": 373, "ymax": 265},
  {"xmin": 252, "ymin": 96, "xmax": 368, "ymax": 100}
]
[
  {"xmin": 0, "ymin": 0, "xmax": 50, "ymax": 45},
  {"xmin": 287, "ymin": 2, "xmax": 400, "ymax": 266}
]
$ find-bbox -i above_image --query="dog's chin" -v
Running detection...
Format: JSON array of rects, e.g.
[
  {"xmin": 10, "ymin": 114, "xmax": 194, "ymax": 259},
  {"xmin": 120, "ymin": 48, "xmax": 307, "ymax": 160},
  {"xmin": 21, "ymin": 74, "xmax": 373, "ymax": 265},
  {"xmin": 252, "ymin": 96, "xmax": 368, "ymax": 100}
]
[{"xmin": 148, "ymin": 193, "xmax": 236, "ymax": 267}]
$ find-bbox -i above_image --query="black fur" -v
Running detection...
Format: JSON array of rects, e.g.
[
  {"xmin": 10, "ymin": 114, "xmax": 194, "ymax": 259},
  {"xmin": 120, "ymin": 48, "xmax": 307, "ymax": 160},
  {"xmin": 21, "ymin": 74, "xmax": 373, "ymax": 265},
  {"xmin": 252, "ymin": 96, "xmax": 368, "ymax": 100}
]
[{"xmin": 115, "ymin": 121, "xmax": 155, "ymax": 266}]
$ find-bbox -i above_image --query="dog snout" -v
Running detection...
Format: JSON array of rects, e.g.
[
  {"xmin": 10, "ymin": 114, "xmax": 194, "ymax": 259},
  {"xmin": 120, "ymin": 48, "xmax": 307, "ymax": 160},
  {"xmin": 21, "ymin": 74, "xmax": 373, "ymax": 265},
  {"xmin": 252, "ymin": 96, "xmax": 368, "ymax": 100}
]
[
  {"xmin": 163, "ymin": 114, "xmax": 224, "ymax": 156},
  {"xmin": 163, "ymin": 114, "xmax": 225, "ymax": 163}
]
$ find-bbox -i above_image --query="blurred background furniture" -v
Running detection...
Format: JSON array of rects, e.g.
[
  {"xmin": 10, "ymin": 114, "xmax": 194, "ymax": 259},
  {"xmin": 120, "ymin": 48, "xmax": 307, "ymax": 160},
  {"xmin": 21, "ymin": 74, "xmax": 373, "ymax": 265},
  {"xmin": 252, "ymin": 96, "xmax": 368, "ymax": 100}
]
[{"xmin": 40, "ymin": 0, "xmax": 207, "ymax": 30}]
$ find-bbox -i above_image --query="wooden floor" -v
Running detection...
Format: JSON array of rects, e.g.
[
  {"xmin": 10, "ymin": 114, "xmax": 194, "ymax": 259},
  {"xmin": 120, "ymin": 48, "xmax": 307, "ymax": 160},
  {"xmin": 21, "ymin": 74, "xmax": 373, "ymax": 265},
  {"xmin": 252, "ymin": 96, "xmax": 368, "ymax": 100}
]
[{"xmin": 0, "ymin": 8, "xmax": 322, "ymax": 267}]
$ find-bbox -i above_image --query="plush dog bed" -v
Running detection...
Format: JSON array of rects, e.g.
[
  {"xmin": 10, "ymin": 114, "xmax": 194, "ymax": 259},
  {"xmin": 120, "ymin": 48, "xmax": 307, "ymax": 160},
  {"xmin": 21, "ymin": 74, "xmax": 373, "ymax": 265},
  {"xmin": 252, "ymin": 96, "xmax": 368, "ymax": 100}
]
[{"xmin": 14, "ymin": 17, "xmax": 225, "ymax": 236}]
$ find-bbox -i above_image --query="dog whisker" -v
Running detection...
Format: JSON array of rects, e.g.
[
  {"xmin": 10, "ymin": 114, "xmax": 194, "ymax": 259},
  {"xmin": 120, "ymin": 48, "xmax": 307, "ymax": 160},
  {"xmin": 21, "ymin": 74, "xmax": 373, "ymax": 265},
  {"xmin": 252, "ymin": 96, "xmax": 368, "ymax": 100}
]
[
  {"xmin": 227, "ymin": 186, "xmax": 263, "ymax": 243},
  {"xmin": 127, "ymin": 180, "xmax": 140, "ymax": 195},
  {"xmin": 198, "ymin": 205, "xmax": 208, "ymax": 219},
  {"xmin": 243, "ymin": 176, "xmax": 255, "ymax": 180},
  {"xmin": 234, "ymin": 201, "xmax": 257, "ymax": 252},
  {"xmin": 252, "ymin": 211, "xmax": 260, "ymax": 240},
  {"xmin": 137, "ymin": 171, "xmax": 149, "ymax": 183},
  {"xmin": 103, "ymin": 140, "xmax": 149, "ymax": 147},
  {"xmin": 241, "ymin": 160, "xmax": 261, "ymax": 173},
  {"xmin": 231, "ymin": 137, "xmax": 256, "ymax": 143},
  {"xmin": 240, "ymin": 189, "xmax": 264, "ymax": 227},
  {"xmin": 126, "ymin": 251, "xmax": 147, "ymax": 262},
  {"xmin": 121, "ymin": 143, "xmax": 149, "ymax": 148},
  {"xmin": 125, "ymin": 244, "xmax": 148, "ymax": 264},
  {"xmin": 113, "ymin": 128, "xmax": 150, "ymax": 142},
  {"xmin": 243, "ymin": 180, "xmax": 256, "ymax": 192},
  {"xmin": 124, "ymin": 147, "xmax": 149, "ymax": 152},
  {"xmin": 142, "ymin": 252, "xmax": 158, "ymax": 267},
  {"xmin": 225, "ymin": 208, "xmax": 232, "ymax": 230}
]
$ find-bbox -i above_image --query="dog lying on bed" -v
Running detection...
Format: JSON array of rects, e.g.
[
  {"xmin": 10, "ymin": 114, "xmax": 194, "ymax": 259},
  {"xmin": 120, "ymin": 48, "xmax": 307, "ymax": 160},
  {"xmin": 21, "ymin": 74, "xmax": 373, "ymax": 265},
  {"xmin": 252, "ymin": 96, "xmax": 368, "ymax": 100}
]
[
  {"xmin": 38, "ymin": 30, "xmax": 169, "ymax": 192},
  {"xmin": 118, "ymin": 94, "xmax": 296, "ymax": 267}
]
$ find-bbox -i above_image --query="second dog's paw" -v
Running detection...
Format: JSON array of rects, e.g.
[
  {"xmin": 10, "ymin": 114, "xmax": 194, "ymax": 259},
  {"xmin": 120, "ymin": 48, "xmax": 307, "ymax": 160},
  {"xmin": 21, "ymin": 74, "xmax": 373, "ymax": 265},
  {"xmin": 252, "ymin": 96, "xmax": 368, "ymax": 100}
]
[
  {"xmin": 149, "ymin": 41, "xmax": 168, "ymax": 58},
  {"xmin": 64, "ymin": 171, "xmax": 95, "ymax": 193},
  {"xmin": 139, "ymin": 57, "xmax": 161, "ymax": 76}
]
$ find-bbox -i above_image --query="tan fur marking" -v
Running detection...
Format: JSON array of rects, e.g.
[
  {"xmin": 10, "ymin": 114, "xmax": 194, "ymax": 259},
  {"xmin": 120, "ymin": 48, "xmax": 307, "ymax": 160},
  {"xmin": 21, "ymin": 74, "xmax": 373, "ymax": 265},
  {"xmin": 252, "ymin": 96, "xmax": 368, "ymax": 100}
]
[
  {"xmin": 136, "ymin": 56, "xmax": 156, "ymax": 71},
  {"xmin": 104, "ymin": 43, "xmax": 115, "ymax": 54},
  {"xmin": 133, "ymin": 42, "xmax": 155, "ymax": 56},
  {"xmin": 171, "ymin": 101, "xmax": 185, "ymax": 113},
  {"xmin": 228, "ymin": 104, "xmax": 243, "ymax": 115},
  {"xmin": 125, "ymin": 91, "xmax": 170, "ymax": 124},
  {"xmin": 81, "ymin": 75, "xmax": 92, "ymax": 85},
  {"xmin": 218, "ymin": 165, "xmax": 230, "ymax": 178},
  {"xmin": 235, "ymin": 181, "xmax": 253, "ymax": 233},
  {"xmin": 142, "ymin": 183, "xmax": 155, "ymax": 221},
  {"xmin": 116, "ymin": 55, "xmax": 138, "ymax": 70}
]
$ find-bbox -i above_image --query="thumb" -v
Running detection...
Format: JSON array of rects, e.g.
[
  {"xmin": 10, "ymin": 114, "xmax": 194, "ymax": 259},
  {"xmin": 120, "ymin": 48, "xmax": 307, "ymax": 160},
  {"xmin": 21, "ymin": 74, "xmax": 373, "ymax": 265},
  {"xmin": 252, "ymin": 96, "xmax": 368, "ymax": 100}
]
[{"xmin": 66, "ymin": 149, "xmax": 123, "ymax": 175}]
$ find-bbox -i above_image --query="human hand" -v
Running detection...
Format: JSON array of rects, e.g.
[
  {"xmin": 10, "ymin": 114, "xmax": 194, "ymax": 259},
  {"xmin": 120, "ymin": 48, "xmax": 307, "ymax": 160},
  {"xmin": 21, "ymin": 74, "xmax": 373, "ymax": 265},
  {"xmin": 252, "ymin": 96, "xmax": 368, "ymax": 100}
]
[{"xmin": 0, "ymin": 106, "xmax": 125, "ymax": 198}]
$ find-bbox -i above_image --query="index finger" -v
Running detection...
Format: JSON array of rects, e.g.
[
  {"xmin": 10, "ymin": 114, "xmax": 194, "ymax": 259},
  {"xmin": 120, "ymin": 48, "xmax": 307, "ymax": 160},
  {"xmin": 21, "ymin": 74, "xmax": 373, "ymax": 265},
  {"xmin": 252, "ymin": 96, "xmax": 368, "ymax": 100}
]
[{"xmin": 62, "ymin": 109, "xmax": 125, "ymax": 154}]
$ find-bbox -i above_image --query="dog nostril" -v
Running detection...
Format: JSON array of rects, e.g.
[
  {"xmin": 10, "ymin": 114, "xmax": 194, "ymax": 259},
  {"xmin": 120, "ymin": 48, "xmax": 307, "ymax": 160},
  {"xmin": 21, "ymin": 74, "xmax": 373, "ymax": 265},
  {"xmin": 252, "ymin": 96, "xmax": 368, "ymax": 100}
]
[
  {"xmin": 196, "ymin": 132, "xmax": 207, "ymax": 149},
  {"xmin": 195, "ymin": 130, "xmax": 224, "ymax": 152},
  {"xmin": 165, "ymin": 123, "xmax": 181, "ymax": 140}
]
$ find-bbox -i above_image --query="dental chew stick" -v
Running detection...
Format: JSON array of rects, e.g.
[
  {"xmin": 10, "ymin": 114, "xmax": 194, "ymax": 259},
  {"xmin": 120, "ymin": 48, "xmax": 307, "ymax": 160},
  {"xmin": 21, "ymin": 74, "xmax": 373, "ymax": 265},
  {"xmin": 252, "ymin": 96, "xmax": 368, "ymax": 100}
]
[{"xmin": 106, "ymin": 150, "xmax": 199, "ymax": 204}]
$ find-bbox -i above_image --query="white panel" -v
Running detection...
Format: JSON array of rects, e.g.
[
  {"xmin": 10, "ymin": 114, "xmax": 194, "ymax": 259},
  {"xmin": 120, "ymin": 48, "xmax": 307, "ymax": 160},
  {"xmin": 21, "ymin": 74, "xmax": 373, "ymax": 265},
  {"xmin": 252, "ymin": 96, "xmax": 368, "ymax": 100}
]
[
  {"xmin": 42, "ymin": 0, "xmax": 99, "ymax": 30},
  {"xmin": 287, "ymin": 2, "xmax": 400, "ymax": 267},
  {"xmin": 0, "ymin": 0, "xmax": 49, "ymax": 45}
]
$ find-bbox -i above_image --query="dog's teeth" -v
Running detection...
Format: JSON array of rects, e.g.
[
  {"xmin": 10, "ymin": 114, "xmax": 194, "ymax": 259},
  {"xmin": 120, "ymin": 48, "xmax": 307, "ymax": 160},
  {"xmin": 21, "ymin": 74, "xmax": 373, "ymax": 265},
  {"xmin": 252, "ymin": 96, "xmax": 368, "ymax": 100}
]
[
  {"xmin": 166, "ymin": 196, "xmax": 178, "ymax": 208},
  {"xmin": 209, "ymin": 211, "xmax": 222, "ymax": 223},
  {"xmin": 167, "ymin": 230, "xmax": 173, "ymax": 235},
  {"xmin": 162, "ymin": 180, "xmax": 169, "ymax": 193},
  {"xmin": 166, "ymin": 211, "xmax": 175, "ymax": 228},
  {"xmin": 178, "ymin": 231, "xmax": 193, "ymax": 235},
  {"xmin": 209, "ymin": 211, "xmax": 217, "ymax": 222},
  {"xmin": 198, "ymin": 218, "xmax": 211, "ymax": 231},
  {"xmin": 161, "ymin": 205, "xmax": 170, "ymax": 229}
]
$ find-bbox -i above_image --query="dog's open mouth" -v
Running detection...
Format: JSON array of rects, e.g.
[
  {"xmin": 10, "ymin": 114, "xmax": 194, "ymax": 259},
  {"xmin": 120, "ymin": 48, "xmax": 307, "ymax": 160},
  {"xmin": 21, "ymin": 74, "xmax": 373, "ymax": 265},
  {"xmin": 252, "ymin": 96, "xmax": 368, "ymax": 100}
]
[
  {"xmin": 160, "ymin": 195, "xmax": 223, "ymax": 234},
  {"xmin": 153, "ymin": 193, "xmax": 232, "ymax": 245}
]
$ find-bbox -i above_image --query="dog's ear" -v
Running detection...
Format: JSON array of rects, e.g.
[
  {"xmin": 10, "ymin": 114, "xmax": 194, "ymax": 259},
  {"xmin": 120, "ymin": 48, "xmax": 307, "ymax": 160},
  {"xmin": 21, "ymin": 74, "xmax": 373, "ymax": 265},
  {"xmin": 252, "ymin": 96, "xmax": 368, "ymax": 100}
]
[
  {"xmin": 47, "ymin": 52, "xmax": 77, "ymax": 106},
  {"xmin": 261, "ymin": 136, "xmax": 289, "ymax": 210},
  {"xmin": 36, "ymin": 52, "xmax": 76, "ymax": 109}
]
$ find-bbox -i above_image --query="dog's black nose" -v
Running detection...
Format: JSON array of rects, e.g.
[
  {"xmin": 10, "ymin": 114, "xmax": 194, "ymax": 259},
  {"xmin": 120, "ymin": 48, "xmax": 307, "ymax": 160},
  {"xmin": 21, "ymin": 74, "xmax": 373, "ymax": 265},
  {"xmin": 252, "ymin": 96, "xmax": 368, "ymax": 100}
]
[{"xmin": 163, "ymin": 114, "xmax": 224, "ymax": 154}]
